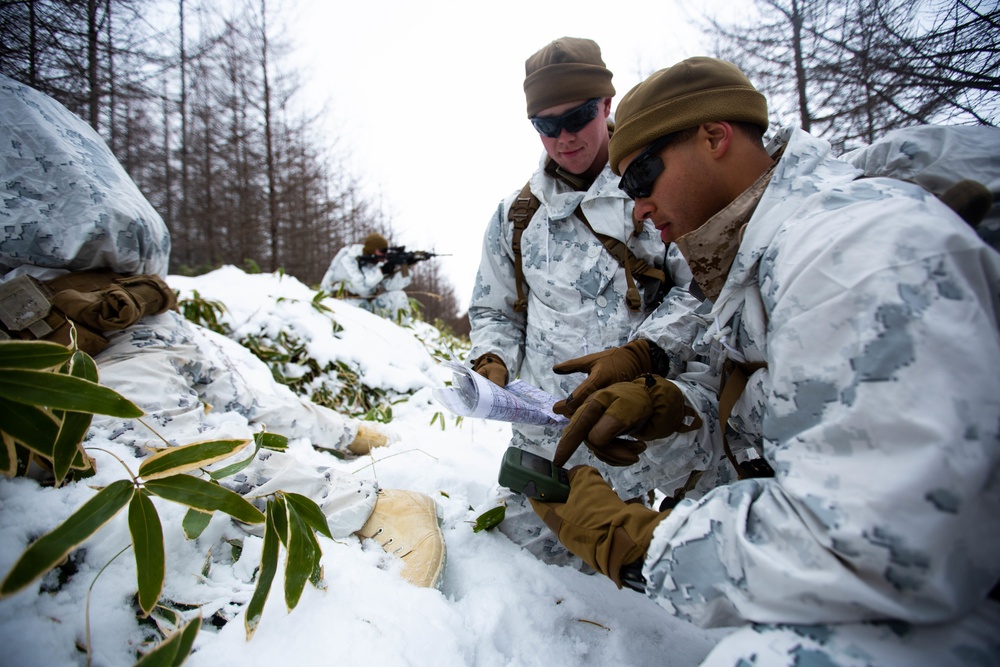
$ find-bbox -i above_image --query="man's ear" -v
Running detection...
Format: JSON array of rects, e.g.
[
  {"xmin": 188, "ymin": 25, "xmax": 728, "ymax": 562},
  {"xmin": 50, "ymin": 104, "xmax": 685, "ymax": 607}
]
[
  {"xmin": 702, "ymin": 121, "xmax": 733, "ymax": 158},
  {"xmin": 600, "ymin": 97, "xmax": 613, "ymax": 118}
]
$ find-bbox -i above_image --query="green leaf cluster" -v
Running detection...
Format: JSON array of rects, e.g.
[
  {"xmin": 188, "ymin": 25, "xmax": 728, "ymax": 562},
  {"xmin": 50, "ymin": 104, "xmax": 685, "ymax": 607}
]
[
  {"xmin": 177, "ymin": 290, "xmax": 230, "ymax": 336},
  {"xmin": 244, "ymin": 491, "xmax": 332, "ymax": 640},
  {"xmin": 177, "ymin": 285, "xmax": 473, "ymax": 434},
  {"xmin": 0, "ymin": 343, "xmax": 323, "ymax": 664},
  {"xmin": 239, "ymin": 328, "xmax": 400, "ymax": 420},
  {"xmin": 0, "ymin": 429, "xmax": 327, "ymax": 662},
  {"xmin": 0, "ymin": 438, "xmax": 264, "ymax": 619},
  {"xmin": 0, "ymin": 339, "xmax": 143, "ymax": 485}
]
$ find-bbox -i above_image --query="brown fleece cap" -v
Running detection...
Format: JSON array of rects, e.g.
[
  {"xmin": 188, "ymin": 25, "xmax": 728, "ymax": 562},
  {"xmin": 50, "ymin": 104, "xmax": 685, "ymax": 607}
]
[
  {"xmin": 609, "ymin": 57, "xmax": 768, "ymax": 174},
  {"xmin": 362, "ymin": 232, "xmax": 388, "ymax": 255},
  {"xmin": 524, "ymin": 37, "xmax": 615, "ymax": 117}
]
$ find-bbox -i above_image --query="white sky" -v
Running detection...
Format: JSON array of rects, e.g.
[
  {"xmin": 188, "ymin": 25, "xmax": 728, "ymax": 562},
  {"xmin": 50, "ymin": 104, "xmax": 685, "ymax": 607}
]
[{"xmin": 286, "ymin": 0, "xmax": 729, "ymax": 310}]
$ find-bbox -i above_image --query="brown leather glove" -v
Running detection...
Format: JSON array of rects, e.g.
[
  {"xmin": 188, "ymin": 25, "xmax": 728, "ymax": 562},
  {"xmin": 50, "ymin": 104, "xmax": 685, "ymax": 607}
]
[
  {"xmin": 529, "ymin": 465, "xmax": 666, "ymax": 588},
  {"xmin": 554, "ymin": 374, "xmax": 701, "ymax": 467},
  {"xmin": 552, "ymin": 339, "xmax": 652, "ymax": 418},
  {"xmin": 472, "ymin": 352, "xmax": 508, "ymax": 387}
]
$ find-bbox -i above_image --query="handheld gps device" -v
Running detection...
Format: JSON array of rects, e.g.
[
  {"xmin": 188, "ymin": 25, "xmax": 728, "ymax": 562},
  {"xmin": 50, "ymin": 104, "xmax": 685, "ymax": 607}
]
[{"xmin": 497, "ymin": 446, "xmax": 571, "ymax": 502}]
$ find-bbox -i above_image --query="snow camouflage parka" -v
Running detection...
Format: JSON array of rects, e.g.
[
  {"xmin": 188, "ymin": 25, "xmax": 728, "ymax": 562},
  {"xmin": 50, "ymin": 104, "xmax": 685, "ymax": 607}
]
[
  {"xmin": 468, "ymin": 151, "xmax": 705, "ymax": 497},
  {"xmin": 320, "ymin": 243, "xmax": 413, "ymax": 322},
  {"xmin": 643, "ymin": 127, "xmax": 1000, "ymax": 664},
  {"xmin": 843, "ymin": 123, "xmax": 1000, "ymax": 254},
  {"xmin": 0, "ymin": 74, "xmax": 171, "ymax": 280}
]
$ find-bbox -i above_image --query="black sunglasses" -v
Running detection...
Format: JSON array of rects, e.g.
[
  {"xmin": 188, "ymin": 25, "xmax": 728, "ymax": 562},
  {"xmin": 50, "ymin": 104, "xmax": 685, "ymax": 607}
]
[
  {"xmin": 530, "ymin": 98, "xmax": 601, "ymax": 138},
  {"xmin": 617, "ymin": 133, "xmax": 680, "ymax": 200}
]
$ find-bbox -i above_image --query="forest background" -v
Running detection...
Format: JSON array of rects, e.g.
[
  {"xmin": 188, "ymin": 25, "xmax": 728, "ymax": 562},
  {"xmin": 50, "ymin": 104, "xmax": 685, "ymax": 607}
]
[{"xmin": 1, "ymin": 0, "xmax": 996, "ymax": 337}]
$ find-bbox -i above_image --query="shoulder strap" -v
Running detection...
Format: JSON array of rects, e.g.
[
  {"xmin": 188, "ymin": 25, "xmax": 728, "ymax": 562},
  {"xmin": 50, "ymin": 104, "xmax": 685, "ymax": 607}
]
[
  {"xmin": 506, "ymin": 181, "xmax": 675, "ymax": 314},
  {"xmin": 507, "ymin": 181, "xmax": 538, "ymax": 313},
  {"xmin": 574, "ymin": 206, "xmax": 670, "ymax": 312}
]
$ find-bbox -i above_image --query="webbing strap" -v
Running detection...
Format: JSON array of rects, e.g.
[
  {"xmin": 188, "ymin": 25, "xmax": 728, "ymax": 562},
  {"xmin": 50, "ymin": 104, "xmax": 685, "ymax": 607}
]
[
  {"xmin": 508, "ymin": 182, "xmax": 537, "ymax": 313},
  {"xmin": 574, "ymin": 206, "xmax": 668, "ymax": 312},
  {"xmin": 718, "ymin": 359, "xmax": 774, "ymax": 479},
  {"xmin": 506, "ymin": 180, "xmax": 672, "ymax": 314}
]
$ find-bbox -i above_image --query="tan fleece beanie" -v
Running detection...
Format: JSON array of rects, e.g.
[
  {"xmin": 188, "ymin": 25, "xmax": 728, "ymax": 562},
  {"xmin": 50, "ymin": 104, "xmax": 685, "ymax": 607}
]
[
  {"xmin": 362, "ymin": 232, "xmax": 389, "ymax": 255},
  {"xmin": 609, "ymin": 57, "xmax": 768, "ymax": 174},
  {"xmin": 523, "ymin": 37, "xmax": 615, "ymax": 117}
]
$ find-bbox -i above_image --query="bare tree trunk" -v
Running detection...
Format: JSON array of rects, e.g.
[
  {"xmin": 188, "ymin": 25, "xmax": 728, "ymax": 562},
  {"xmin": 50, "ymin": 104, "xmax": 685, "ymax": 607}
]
[
  {"xmin": 790, "ymin": 0, "xmax": 811, "ymax": 131},
  {"xmin": 260, "ymin": 0, "xmax": 280, "ymax": 272},
  {"xmin": 179, "ymin": 0, "xmax": 191, "ymax": 267},
  {"xmin": 86, "ymin": 0, "xmax": 100, "ymax": 131},
  {"xmin": 28, "ymin": 0, "xmax": 38, "ymax": 86},
  {"xmin": 106, "ymin": 0, "xmax": 116, "ymax": 153},
  {"xmin": 162, "ymin": 76, "xmax": 174, "ymax": 238}
]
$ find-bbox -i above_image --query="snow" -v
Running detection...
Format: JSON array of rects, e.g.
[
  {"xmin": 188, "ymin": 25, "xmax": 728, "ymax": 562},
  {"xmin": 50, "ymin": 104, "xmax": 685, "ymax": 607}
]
[{"xmin": 0, "ymin": 266, "xmax": 730, "ymax": 666}]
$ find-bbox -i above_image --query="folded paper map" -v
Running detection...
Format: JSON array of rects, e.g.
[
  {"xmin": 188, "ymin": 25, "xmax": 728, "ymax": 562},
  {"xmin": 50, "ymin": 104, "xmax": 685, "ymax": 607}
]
[{"xmin": 432, "ymin": 361, "xmax": 569, "ymax": 426}]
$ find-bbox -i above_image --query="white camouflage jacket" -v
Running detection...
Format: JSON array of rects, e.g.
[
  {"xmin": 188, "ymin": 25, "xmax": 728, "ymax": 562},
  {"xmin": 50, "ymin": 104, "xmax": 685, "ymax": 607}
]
[
  {"xmin": 319, "ymin": 244, "xmax": 407, "ymax": 297},
  {"xmin": 468, "ymin": 153, "xmax": 704, "ymax": 495},
  {"xmin": 0, "ymin": 74, "xmax": 170, "ymax": 281},
  {"xmin": 644, "ymin": 127, "xmax": 1000, "ymax": 631}
]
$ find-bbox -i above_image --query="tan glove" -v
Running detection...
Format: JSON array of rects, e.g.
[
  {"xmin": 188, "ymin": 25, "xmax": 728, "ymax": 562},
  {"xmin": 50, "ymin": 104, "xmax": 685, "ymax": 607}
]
[
  {"xmin": 472, "ymin": 352, "xmax": 508, "ymax": 387},
  {"xmin": 529, "ymin": 465, "xmax": 666, "ymax": 588},
  {"xmin": 554, "ymin": 375, "xmax": 701, "ymax": 467},
  {"xmin": 552, "ymin": 339, "xmax": 652, "ymax": 418}
]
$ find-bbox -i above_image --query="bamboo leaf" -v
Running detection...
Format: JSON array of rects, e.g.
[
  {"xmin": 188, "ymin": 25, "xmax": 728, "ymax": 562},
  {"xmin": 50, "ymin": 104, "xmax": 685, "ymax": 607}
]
[
  {"xmin": 0, "ymin": 340, "xmax": 72, "ymax": 370},
  {"xmin": 138, "ymin": 439, "xmax": 250, "ymax": 481},
  {"xmin": 169, "ymin": 615, "xmax": 200, "ymax": 666},
  {"xmin": 129, "ymin": 490, "xmax": 165, "ymax": 617},
  {"xmin": 144, "ymin": 475, "xmax": 264, "ymax": 525},
  {"xmin": 132, "ymin": 635, "xmax": 178, "ymax": 667},
  {"xmin": 0, "ymin": 480, "xmax": 134, "ymax": 596},
  {"xmin": 68, "ymin": 349, "xmax": 99, "ymax": 382},
  {"xmin": 271, "ymin": 495, "xmax": 289, "ymax": 548},
  {"xmin": 473, "ymin": 505, "xmax": 506, "ymax": 533},
  {"xmin": 51, "ymin": 411, "xmax": 94, "ymax": 486},
  {"xmin": 0, "ymin": 396, "xmax": 59, "ymax": 454},
  {"xmin": 207, "ymin": 441, "xmax": 262, "ymax": 481},
  {"xmin": 181, "ymin": 508, "xmax": 212, "ymax": 540},
  {"xmin": 52, "ymin": 351, "xmax": 99, "ymax": 485},
  {"xmin": 255, "ymin": 431, "xmax": 288, "ymax": 452},
  {"xmin": 284, "ymin": 492, "xmax": 332, "ymax": 539},
  {"xmin": 283, "ymin": 510, "xmax": 316, "ymax": 611},
  {"xmin": 0, "ymin": 369, "xmax": 143, "ymax": 417},
  {"xmin": 133, "ymin": 613, "xmax": 200, "ymax": 667},
  {"xmin": 245, "ymin": 499, "xmax": 280, "ymax": 640}
]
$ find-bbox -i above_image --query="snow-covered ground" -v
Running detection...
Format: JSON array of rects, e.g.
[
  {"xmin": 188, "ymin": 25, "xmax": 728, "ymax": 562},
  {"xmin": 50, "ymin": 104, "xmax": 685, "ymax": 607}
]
[{"xmin": 0, "ymin": 266, "xmax": 730, "ymax": 666}]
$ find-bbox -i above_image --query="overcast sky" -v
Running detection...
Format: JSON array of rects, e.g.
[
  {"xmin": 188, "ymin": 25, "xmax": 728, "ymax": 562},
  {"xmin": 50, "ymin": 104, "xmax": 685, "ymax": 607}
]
[{"xmin": 287, "ymin": 0, "xmax": 733, "ymax": 309}]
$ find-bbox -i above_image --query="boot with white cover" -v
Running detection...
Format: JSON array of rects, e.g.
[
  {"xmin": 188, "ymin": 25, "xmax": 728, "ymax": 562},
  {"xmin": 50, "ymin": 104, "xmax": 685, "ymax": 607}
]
[{"xmin": 356, "ymin": 490, "xmax": 446, "ymax": 589}]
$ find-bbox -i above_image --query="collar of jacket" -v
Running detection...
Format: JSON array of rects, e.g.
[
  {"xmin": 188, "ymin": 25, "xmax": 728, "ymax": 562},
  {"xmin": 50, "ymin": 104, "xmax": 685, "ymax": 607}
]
[
  {"xmin": 545, "ymin": 157, "xmax": 592, "ymax": 191},
  {"xmin": 675, "ymin": 163, "xmax": 776, "ymax": 302}
]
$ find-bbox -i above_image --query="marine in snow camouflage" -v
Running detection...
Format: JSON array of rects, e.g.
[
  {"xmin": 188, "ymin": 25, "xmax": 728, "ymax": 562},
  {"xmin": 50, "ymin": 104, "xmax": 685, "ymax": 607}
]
[
  {"xmin": 642, "ymin": 127, "xmax": 1000, "ymax": 665},
  {"xmin": 320, "ymin": 243, "xmax": 413, "ymax": 322}
]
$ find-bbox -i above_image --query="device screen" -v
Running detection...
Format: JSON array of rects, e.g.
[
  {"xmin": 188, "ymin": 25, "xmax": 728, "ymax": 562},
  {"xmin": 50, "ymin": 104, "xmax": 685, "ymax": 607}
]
[{"xmin": 521, "ymin": 450, "xmax": 551, "ymax": 475}]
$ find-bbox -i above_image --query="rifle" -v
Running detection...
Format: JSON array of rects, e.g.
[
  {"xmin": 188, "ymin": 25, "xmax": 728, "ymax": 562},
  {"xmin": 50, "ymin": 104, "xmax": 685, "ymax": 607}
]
[{"xmin": 357, "ymin": 246, "xmax": 450, "ymax": 274}]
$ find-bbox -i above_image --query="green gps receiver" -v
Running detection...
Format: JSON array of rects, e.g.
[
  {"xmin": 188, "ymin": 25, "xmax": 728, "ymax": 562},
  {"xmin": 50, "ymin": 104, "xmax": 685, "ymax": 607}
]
[{"xmin": 497, "ymin": 446, "xmax": 571, "ymax": 502}]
